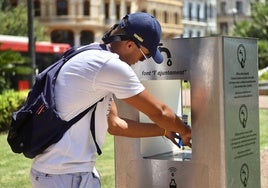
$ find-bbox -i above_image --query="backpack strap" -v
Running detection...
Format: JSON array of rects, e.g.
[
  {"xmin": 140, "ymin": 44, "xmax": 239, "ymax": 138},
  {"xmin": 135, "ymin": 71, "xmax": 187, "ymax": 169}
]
[
  {"xmin": 58, "ymin": 44, "xmax": 107, "ymax": 155},
  {"xmin": 64, "ymin": 98, "xmax": 103, "ymax": 155},
  {"xmin": 66, "ymin": 99, "xmax": 103, "ymax": 126},
  {"xmin": 90, "ymin": 103, "xmax": 102, "ymax": 155},
  {"xmin": 62, "ymin": 43, "xmax": 107, "ymax": 62}
]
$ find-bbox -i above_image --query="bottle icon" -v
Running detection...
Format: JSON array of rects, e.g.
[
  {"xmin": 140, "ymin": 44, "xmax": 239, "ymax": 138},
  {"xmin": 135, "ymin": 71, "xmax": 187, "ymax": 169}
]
[{"xmin": 169, "ymin": 178, "xmax": 177, "ymax": 188}]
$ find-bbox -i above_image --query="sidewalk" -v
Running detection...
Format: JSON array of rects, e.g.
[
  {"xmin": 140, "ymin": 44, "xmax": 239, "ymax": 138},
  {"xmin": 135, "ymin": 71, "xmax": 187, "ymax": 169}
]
[{"xmin": 259, "ymin": 95, "xmax": 268, "ymax": 109}]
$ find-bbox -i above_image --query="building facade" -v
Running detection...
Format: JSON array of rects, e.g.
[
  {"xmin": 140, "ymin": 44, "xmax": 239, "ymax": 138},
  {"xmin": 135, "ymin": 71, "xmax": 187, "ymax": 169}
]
[
  {"xmin": 31, "ymin": 0, "xmax": 184, "ymax": 46},
  {"xmin": 182, "ymin": 0, "xmax": 217, "ymax": 38},
  {"xmin": 217, "ymin": 0, "xmax": 265, "ymax": 35},
  {"xmin": 15, "ymin": 0, "xmax": 267, "ymax": 45}
]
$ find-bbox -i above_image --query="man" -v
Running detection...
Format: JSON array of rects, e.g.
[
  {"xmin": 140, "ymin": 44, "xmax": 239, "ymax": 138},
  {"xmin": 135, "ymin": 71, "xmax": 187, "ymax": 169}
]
[{"xmin": 30, "ymin": 12, "xmax": 192, "ymax": 188}]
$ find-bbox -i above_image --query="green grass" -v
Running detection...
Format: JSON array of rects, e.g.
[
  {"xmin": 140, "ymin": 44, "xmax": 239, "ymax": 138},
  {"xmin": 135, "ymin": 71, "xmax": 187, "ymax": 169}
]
[
  {"xmin": 0, "ymin": 133, "xmax": 32, "ymax": 188},
  {"xmin": 259, "ymin": 70, "xmax": 268, "ymax": 80},
  {"xmin": 260, "ymin": 109, "xmax": 268, "ymax": 150},
  {"xmin": 96, "ymin": 134, "xmax": 115, "ymax": 188},
  {"xmin": 0, "ymin": 133, "xmax": 115, "ymax": 188},
  {"xmin": 0, "ymin": 109, "xmax": 267, "ymax": 187}
]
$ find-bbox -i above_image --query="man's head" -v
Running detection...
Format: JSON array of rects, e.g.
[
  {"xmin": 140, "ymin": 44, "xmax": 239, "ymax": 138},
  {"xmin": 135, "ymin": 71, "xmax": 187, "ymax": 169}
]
[{"xmin": 102, "ymin": 12, "xmax": 163, "ymax": 64}]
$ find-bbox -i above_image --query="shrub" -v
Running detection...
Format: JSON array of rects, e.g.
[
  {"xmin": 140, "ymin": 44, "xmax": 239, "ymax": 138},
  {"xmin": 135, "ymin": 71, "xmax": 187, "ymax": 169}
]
[
  {"xmin": 259, "ymin": 71, "xmax": 268, "ymax": 81},
  {"xmin": 0, "ymin": 90, "xmax": 28, "ymax": 132}
]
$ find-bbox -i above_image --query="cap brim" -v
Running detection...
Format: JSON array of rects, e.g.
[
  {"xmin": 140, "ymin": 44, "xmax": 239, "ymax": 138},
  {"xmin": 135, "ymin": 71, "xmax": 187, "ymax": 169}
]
[{"xmin": 152, "ymin": 48, "xmax": 163, "ymax": 64}]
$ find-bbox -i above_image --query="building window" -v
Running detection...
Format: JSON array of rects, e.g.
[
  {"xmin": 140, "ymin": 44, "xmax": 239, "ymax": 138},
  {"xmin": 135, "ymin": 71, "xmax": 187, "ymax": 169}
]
[
  {"xmin": 141, "ymin": 9, "xmax": 147, "ymax": 13},
  {"xmin": 84, "ymin": 0, "xmax": 90, "ymax": 16},
  {"xmin": 164, "ymin": 11, "xmax": 168, "ymax": 23},
  {"xmin": 197, "ymin": 4, "xmax": 200, "ymax": 21},
  {"xmin": 34, "ymin": 0, "xmax": 41, "ymax": 16},
  {"xmin": 116, "ymin": 3, "xmax": 120, "ymax": 20},
  {"xmin": 51, "ymin": 30, "xmax": 74, "ymax": 46},
  {"xmin": 189, "ymin": 30, "xmax": 193, "ymax": 38},
  {"xmin": 220, "ymin": 2, "xmax": 227, "ymax": 15},
  {"xmin": 204, "ymin": 3, "xmax": 207, "ymax": 21},
  {"xmin": 126, "ymin": 4, "xmax": 131, "ymax": 14},
  {"xmin": 80, "ymin": 31, "xmax": 94, "ymax": 45},
  {"xmin": 188, "ymin": 3, "xmax": 192, "ymax": 20},
  {"xmin": 236, "ymin": 1, "xmax": 243, "ymax": 15},
  {"xmin": 57, "ymin": 0, "xmax": 68, "ymax": 16},
  {"xmin": 152, "ymin": 9, "xmax": 156, "ymax": 17},
  {"xmin": 10, "ymin": 0, "xmax": 18, "ymax": 7},
  {"xmin": 220, "ymin": 22, "xmax": 228, "ymax": 35},
  {"xmin": 105, "ymin": 2, "xmax": 109, "ymax": 19},
  {"xmin": 209, "ymin": 4, "xmax": 213, "ymax": 18},
  {"xmin": 174, "ymin": 12, "xmax": 179, "ymax": 24}
]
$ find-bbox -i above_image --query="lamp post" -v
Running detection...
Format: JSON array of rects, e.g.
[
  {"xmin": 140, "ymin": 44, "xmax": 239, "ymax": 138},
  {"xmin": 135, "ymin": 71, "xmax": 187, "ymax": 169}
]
[
  {"xmin": 231, "ymin": 8, "xmax": 238, "ymax": 25},
  {"xmin": 27, "ymin": 0, "xmax": 36, "ymax": 87}
]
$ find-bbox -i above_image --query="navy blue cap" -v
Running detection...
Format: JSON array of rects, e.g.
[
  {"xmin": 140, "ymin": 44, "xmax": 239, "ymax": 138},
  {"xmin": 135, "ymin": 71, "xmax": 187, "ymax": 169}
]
[{"xmin": 119, "ymin": 12, "xmax": 163, "ymax": 64}]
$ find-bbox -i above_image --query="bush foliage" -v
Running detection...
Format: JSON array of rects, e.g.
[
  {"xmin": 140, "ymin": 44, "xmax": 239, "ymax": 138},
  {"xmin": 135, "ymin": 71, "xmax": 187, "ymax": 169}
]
[
  {"xmin": 0, "ymin": 90, "xmax": 27, "ymax": 132},
  {"xmin": 259, "ymin": 71, "xmax": 268, "ymax": 81}
]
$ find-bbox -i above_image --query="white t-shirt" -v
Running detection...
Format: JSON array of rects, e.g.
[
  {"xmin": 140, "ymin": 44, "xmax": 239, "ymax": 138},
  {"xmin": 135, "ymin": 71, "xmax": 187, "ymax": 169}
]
[{"xmin": 32, "ymin": 43, "xmax": 145, "ymax": 174}]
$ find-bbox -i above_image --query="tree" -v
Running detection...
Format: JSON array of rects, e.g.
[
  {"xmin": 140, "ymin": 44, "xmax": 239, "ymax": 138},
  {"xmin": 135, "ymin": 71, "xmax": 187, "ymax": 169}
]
[
  {"xmin": 0, "ymin": 2, "xmax": 49, "ymax": 92},
  {"xmin": 0, "ymin": 49, "xmax": 32, "ymax": 93},
  {"xmin": 0, "ymin": 2, "xmax": 48, "ymax": 41},
  {"xmin": 233, "ymin": 2, "xmax": 268, "ymax": 69}
]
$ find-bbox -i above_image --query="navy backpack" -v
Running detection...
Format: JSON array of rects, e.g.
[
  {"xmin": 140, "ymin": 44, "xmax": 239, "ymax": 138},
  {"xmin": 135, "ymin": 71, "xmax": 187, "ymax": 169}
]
[{"xmin": 7, "ymin": 44, "xmax": 106, "ymax": 158}]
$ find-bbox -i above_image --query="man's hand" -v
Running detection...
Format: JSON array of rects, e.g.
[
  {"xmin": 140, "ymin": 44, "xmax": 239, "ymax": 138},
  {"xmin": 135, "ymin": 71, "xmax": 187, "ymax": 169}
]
[{"xmin": 165, "ymin": 128, "xmax": 192, "ymax": 148}]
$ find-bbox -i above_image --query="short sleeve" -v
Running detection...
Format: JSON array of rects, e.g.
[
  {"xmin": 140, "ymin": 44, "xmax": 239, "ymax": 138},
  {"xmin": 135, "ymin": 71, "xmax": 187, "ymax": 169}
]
[{"xmin": 94, "ymin": 59, "xmax": 145, "ymax": 99}]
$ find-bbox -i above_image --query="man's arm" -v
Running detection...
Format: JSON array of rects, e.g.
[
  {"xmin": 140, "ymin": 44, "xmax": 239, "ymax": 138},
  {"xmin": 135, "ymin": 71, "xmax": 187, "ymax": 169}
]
[
  {"xmin": 107, "ymin": 100, "xmax": 165, "ymax": 137},
  {"xmin": 107, "ymin": 89, "xmax": 192, "ymax": 147}
]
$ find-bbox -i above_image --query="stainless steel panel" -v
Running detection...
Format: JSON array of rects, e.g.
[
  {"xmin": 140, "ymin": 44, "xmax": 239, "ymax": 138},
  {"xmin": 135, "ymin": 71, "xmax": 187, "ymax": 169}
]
[
  {"xmin": 223, "ymin": 37, "xmax": 260, "ymax": 188},
  {"xmin": 114, "ymin": 36, "xmax": 260, "ymax": 188}
]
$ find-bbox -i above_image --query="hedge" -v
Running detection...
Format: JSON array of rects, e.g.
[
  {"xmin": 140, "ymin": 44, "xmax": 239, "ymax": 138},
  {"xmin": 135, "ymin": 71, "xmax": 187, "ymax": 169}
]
[{"xmin": 0, "ymin": 90, "xmax": 28, "ymax": 132}]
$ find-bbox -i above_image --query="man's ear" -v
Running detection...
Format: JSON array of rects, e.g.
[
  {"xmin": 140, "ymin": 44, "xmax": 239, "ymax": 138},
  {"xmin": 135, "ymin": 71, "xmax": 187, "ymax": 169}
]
[{"xmin": 126, "ymin": 40, "xmax": 135, "ymax": 49}]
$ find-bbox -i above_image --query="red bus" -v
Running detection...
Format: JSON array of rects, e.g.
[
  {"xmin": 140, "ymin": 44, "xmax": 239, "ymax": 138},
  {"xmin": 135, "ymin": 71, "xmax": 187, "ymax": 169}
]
[
  {"xmin": 0, "ymin": 35, "xmax": 71, "ymax": 90},
  {"xmin": 0, "ymin": 35, "xmax": 71, "ymax": 71}
]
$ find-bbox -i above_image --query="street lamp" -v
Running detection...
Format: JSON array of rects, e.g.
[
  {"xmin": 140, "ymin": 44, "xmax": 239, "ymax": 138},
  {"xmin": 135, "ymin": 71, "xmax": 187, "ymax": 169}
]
[
  {"xmin": 231, "ymin": 8, "xmax": 238, "ymax": 25},
  {"xmin": 27, "ymin": 0, "xmax": 36, "ymax": 87}
]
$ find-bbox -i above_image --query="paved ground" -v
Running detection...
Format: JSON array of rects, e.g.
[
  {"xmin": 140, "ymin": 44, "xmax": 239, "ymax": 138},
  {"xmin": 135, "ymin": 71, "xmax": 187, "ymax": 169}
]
[
  {"xmin": 261, "ymin": 149, "xmax": 268, "ymax": 188},
  {"xmin": 259, "ymin": 95, "xmax": 268, "ymax": 109},
  {"xmin": 260, "ymin": 95, "xmax": 268, "ymax": 188}
]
